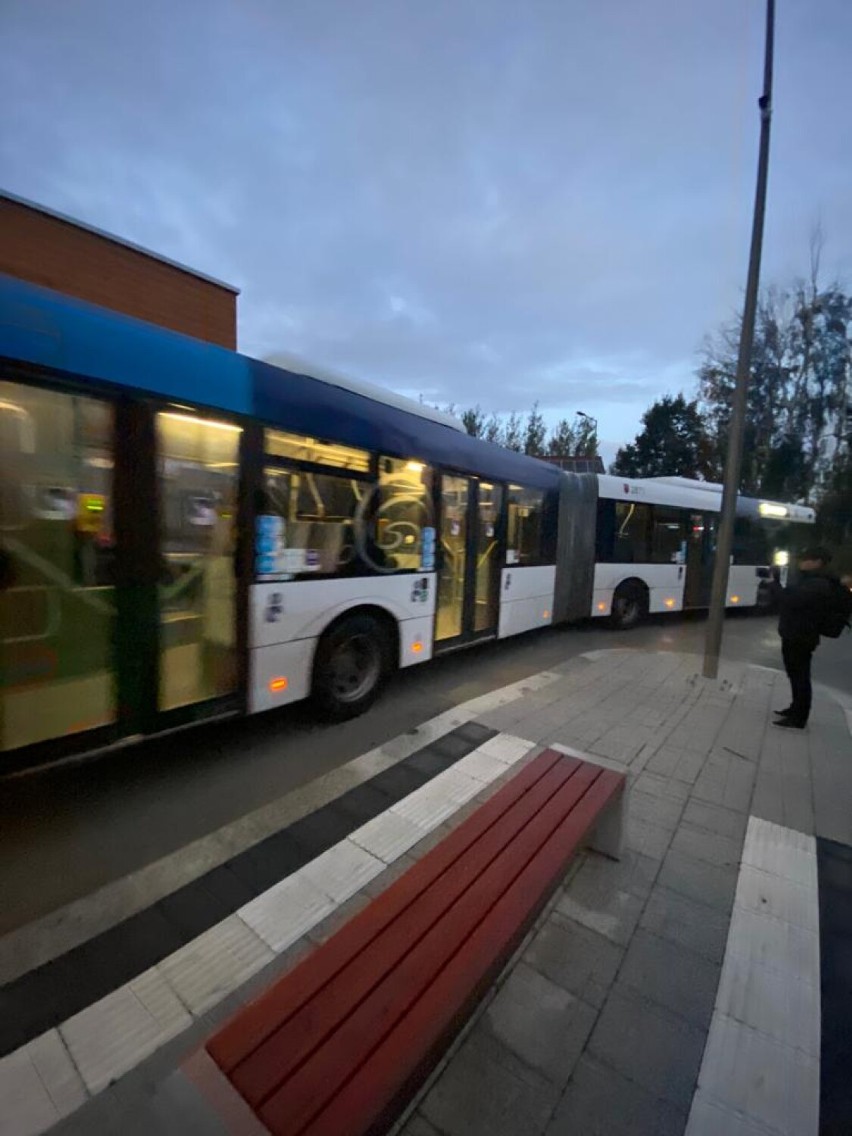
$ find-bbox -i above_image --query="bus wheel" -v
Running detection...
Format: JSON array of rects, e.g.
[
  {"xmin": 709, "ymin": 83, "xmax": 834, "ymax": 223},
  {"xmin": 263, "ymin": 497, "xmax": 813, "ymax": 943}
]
[
  {"xmin": 313, "ymin": 613, "xmax": 391, "ymax": 720},
  {"xmin": 609, "ymin": 582, "xmax": 648, "ymax": 630}
]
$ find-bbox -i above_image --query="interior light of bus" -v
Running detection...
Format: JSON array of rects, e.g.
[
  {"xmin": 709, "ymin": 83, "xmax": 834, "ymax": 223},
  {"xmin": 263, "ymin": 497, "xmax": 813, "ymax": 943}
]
[
  {"xmin": 758, "ymin": 502, "xmax": 788, "ymax": 518},
  {"xmin": 159, "ymin": 411, "xmax": 243, "ymax": 433},
  {"xmin": 405, "ymin": 461, "xmax": 425, "ymax": 473},
  {"xmin": 269, "ymin": 676, "xmax": 288, "ymax": 692},
  {"xmin": 664, "ymin": 598, "xmax": 676, "ymax": 608}
]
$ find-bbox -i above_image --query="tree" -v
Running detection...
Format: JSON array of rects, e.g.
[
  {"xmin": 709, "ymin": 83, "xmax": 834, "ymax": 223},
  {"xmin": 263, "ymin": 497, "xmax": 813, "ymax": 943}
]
[
  {"xmin": 547, "ymin": 417, "xmax": 578, "ymax": 459},
  {"xmin": 524, "ymin": 402, "xmax": 547, "ymax": 457},
  {"xmin": 612, "ymin": 394, "xmax": 715, "ymax": 480},
  {"xmin": 502, "ymin": 411, "xmax": 523, "ymax": 452},
  {"xmin": 461, "ymin": 405, "xmax": 486, "ymax": 438},
  {"xmin": 483, "ymin": 412, "xmax": 503, "ymax": 444}
]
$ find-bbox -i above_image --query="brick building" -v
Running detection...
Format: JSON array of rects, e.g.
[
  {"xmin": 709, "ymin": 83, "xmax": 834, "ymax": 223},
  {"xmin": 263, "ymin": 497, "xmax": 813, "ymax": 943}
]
[{"xmin": 0, "ymin": 190, "xmax": 238, "ymax": 348}]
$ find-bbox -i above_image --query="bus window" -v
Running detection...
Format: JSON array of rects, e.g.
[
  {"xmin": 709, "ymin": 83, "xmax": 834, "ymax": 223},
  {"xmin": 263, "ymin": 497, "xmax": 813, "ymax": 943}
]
[
  {"xmin": 651, "ymin": 507, "xmax": 685, "ymax": 564},
  {"xmin": 377, "ymin": 459, "xmax": 434, "ymax": 571},
  {"xmin": 265, "ymin": 430, "xmax": 370, "ymax": 473},
  {"xmin": 733, "ymin": 517, "xmax": 769, "ymax": 565},
  {"xmin": 507, "ymin": 486, "xmax": 544, "ymax": 565},
  {"xmin": 263, "ymin": 467, "xmax": 364, "ymax": 575},
  {"xmin": 613, "ymin": 502, "xmax": 650, "ymax": 563}
]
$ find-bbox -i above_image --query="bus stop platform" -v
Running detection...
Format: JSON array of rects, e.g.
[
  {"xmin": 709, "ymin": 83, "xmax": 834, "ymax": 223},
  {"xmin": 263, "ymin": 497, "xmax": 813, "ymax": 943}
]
[{"xmin": 3, "ymin": 647, "xmax": 851, "ymax": 1136}]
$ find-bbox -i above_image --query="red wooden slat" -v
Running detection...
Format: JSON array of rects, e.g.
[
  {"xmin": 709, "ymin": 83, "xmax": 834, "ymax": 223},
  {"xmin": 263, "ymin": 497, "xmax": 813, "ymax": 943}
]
[
  {"xmin": 296, "ymin": 769, "xmax": 625, "ymax": 1136},
  {"xmin": 208, "ymin": 748, "xmax": 571, "ymax": 1071},
  {"xmin": 232, "ymin": 757, "xmax": 588, "ymax": 1106},
  {"xmin": 257, "ymin": 763, "xmax": 608, "ymax": 1134}
]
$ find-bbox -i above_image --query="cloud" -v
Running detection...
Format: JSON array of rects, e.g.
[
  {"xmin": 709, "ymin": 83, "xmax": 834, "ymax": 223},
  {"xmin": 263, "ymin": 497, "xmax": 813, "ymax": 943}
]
[{"xmin": 2, "ymin": 0, "xmax": 850, "ymax": 448}]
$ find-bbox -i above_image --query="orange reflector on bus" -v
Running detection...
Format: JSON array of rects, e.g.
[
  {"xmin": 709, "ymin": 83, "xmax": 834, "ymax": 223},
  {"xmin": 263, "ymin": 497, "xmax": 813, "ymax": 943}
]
[
  {"xmin": 543, "ymin": 610, "xmax": 550, "ymax": 619},
  {"xmin": 269, "ymin": 676, "xmax": 288, "ymax": 692},
  {"xmin": 730, "ymin": 595, "xmax": 740, "ymax": 604},
  {"xmin": 664, "ymin": 598, "xmax": 676, "ymax": 608},
  {"xmin": 411, "ymin": 641, "xmax": 423, "ymax": 653}
]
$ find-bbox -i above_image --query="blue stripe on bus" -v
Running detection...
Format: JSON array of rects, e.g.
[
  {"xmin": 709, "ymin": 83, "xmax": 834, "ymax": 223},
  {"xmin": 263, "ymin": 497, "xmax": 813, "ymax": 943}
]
[
  {"xmin": 250, "ymin": 358, "xmax": 562, "ymax": 490},
  {"xmin": 0, "ymin": 274, "xmax": 251, "ymax": 415}
]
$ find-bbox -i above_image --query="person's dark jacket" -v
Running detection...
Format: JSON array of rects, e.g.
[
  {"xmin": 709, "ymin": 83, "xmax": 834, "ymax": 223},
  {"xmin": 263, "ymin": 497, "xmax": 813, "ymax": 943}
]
[{"xmin": 775, "ymin": 570, "xmax": 836, "ymax": 645}]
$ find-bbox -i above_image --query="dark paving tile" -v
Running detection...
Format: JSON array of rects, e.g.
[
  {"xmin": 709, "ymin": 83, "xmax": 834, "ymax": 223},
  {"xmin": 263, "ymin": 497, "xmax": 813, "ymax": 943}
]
[
  {"xmin": 156, "ymin": 879, "xmax": 233, "ymax": 942},
  {"xmin": 332, "ymin": 780, "xmax": 395, "ymax": 825},
  {"xmin": 286, "ymin": 803, "xmax": 357, "ymax": 858},
  {"xmin": 0, "ymin": 953, "xmax": 77, "ymax": 1055},
  {"xmin": 454, "ymin": 722, "xmax": 498, "ymax": 746},
  {"xmin": 524, "ymin": 917, "xmax": 623, "ymax": 1009},
  {"xmin": 228, "ymin": 829, "xmax": 309, "ymax": 891},
  {"xmin": 430, "ymin": 731, "xmax": 477, "ymax": 760},
  {"xmin": 370, "ymin": 761, "xmax": 432, "ymax": 800},
  {"xmin": 587, "ymin": 985, "xmax": 705, "ymax": 1111},
  {"xmin": 405, "ymin": 745, "xmax": 457, "ymax": 778},
  {"xmin": 75, "ymin": 905, "xmax": 185, "ymax": 992},
  {"xmin": 616, "ymin": 928, "xmax": 720, "ymax": 1029},
  {"xmin": 546, "ymin": 1053, "xmax": 687, "ymax": 1136},
  {"xmin": 201, "ymin": 863, "xmax": 257, "ymax": 909}
]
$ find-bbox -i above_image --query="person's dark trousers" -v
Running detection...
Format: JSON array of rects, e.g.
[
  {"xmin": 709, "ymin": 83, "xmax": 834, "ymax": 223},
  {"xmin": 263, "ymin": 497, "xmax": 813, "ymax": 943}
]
[{"xmin": 781, "ymin": 638, "xmax": 815, "ymax": 725}]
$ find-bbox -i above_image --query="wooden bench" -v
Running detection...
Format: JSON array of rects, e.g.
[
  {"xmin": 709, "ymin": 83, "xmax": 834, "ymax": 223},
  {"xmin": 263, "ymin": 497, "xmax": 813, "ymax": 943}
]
[{"xmin": 206, "ymin": 748, "xmax": 626, "ymax": 1136}]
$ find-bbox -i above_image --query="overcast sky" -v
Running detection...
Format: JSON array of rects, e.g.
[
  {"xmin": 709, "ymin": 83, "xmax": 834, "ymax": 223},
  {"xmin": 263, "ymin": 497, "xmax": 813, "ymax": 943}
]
[{"xmin": 3, "ymin": 1, "xmax": 850, "ymax": 460}]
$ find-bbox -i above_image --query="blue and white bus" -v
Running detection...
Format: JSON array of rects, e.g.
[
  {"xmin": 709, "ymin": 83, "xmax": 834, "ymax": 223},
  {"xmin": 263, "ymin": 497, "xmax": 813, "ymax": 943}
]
[{"xmin": 0, "ymin": 275, "xmax": 813, "ymax": 764}]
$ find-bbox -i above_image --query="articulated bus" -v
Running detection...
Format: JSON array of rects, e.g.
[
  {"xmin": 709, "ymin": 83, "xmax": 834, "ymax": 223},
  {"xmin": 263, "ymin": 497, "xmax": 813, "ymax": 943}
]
[{"xmin": 0, "ymin": 275, "xmax": 814, "ymax": 766}]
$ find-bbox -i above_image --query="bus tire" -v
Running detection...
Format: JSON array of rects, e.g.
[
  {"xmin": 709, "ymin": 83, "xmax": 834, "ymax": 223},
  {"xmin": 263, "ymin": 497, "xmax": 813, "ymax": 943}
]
[
  {"xmin": 312, "ymin": 613, "xmax": 393, "ymax": 721},
  {"xmin": 609, "ymin": 581, "xmax": 648, "ymax": 630}
]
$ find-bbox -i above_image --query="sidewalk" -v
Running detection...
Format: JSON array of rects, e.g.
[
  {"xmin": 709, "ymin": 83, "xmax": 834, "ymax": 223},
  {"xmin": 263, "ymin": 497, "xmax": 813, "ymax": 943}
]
[{"xmin": 4, "ymin": 647, "xmax": 851, "ymax": 1136}]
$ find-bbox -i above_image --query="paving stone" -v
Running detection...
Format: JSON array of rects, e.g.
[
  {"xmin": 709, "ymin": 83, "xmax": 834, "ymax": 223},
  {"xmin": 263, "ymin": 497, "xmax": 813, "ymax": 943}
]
[
  {"xmin": 524, "ymin": 917, "xmax": 623, "ymax": 1009},
  {"xmin": 658, "ymin": 848, "xmax": 739, "ymax": 912},
  {"xmin": 398, "ymin": 1114, "xmax": 445, "ymax": 1136},
  {"xmin": 566, "ymin": 849, "xmax": 659, "ymax": 904},
  {"xmin": 587, "ymin": 985, "xmax": 706, "ymax": 1111},
  {"xmin": 626, "ymin": 789, "xmax": 684, "ymax": 832},
  {"xmin": 625, "ymin": 816, "xmax": 673, "ymax": 861},
  {"xmin": 670, "ymin": 825, "xmax": 742, "ymax": 871},
  {"xmin": 421, "ymin": 1028, "xmax": 558, "ymax": 1136},
  {"xmin": 639, "ymin": 885, "xmax": 732, "ymax": 964},
  {"xmin": 546, "ymin": 1053, "xmax": 687, "ymax": 1136},
  {"xmin": 633, "ymin": 770, "xmax": 691, "ymax": 803},
  {"xmin": 483, "ymin": 962, "xmax": 596, "ymax": 1086},
  {"xmin": 616, "ymin": 928, "xmax": 721, "ymax": 1028},
  {"xmin": 555, "ymin": 886, "xmax": 644, "ymax": 947},
  {"xmin": 682, "ymin": 799, "xmax": 748, "ymax": 843}
]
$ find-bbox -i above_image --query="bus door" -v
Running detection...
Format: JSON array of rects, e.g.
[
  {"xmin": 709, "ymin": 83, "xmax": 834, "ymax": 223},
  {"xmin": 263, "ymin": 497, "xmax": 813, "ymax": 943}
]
[
  {"xmin": 435, "ymin": 474, "xmax": 503, "ymax": 647},
  {"xmin": 684, "ymin": 512, "xmax": 715, "ymax": 608}
]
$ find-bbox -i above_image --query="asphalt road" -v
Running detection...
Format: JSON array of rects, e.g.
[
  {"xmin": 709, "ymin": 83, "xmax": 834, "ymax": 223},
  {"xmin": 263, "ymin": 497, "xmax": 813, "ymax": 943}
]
[{"xmin": 1, "ymin": 609, "xmax": 850, "ymax": 933}]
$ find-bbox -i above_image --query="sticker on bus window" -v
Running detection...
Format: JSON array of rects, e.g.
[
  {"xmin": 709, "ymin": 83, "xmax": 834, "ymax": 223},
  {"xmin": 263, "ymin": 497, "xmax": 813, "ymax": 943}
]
[
  {"xmin": 486, "ymin": 524, "xmax": 494, "ymax": 538},
  {"xmin": 507, "ymin": 549, "xmax": 518, "ymax": 565},
  {"xmin": 450, "ymin": 520, "xmax": 461, "ymax": 537}
]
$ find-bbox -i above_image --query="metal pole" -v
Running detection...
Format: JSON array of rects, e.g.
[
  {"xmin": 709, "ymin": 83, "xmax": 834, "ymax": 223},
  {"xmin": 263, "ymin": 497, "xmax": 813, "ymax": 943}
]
[{"xmin": 703, "ymin": 0, "xmax": 775, "ymax": 679}]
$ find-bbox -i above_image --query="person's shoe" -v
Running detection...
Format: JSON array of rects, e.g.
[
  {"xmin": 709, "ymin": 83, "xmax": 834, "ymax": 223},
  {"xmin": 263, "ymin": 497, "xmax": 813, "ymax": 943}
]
[
  {"xmin": 774, "ymin": 707, "xmax": 794, "ymax": 717},
  {"xmin": 773, "ymin": 718, "xmax": 806, "ymax": 730}
]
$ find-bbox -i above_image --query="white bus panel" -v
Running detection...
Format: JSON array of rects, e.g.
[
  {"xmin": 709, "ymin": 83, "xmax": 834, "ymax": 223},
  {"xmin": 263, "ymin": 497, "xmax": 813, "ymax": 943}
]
[{"xmin": 498, "ymin": 565, "xmax": 556, "ymax": 638}]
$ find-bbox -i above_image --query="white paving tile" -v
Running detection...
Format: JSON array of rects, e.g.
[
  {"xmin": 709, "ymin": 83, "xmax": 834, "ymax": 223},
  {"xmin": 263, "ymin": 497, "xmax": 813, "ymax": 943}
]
[
  {"xmin": 300, "ymin": 839, "xmax": 385, "ymax": 903},
  {"xmin": 741, "ymin": 818, "xmax": 817, "ymax": 888},
  {"xmin": 477, "ymin": 734, "xmax": 535, "ymax": 764},
  {"xmin": 715, "ymin": 951, "xmax": 820, "ymax": 1057},
  {"xmin": 734, "ymin": 865, "xmax": 819, "ymax": 933},
  {"xmin": 157, "ymin": 916, "xmax": 274, "ymax": 1016},
  {"xmin": 724, "ymin": 905, "xmax": 820, "ymax": 979},
  {"xmin": 25, "ymin": 1030, "xmax": 87, "ymax": 1119},
  {"xmin": 239, "ymin": 872, "xmax": 335, "ymax": 952},
  {"xmin": 349, "ymin": 811, "xmax": 429, "ymax": 863},
  {"xmin": 686, "ymin": 1091, "xmax": 782, "ymax": 1136},
  {"xmin": 453, "ymin": 749, "xmax": 509, "ymax": 785},
  {"xmin": 0, "ymin": 1044, "xmax": 63, "ymax": 1136},
  {"xmin": 697, "ymin": 1015, "xmax": 819, "ymax": 1136},
  {"xmin": 61, "ymin": 968, "xmax": 192, "ymax": 1094},
  {"xmin": 391, "ymin": 790, "xmax": 459, "ymax": 830}
]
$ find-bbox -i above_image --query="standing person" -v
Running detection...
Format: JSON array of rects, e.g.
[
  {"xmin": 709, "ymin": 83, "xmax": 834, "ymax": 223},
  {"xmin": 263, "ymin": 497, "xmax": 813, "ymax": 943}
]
[{"xmin": 773, "ymin": 547, "xmax": 838, "ymax": 730}]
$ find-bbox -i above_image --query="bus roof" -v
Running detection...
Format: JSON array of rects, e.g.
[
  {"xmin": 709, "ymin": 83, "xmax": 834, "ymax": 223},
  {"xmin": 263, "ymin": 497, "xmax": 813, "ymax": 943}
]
[
  {"xmin": 0, "ymin": 273, "xmax": 561, "ymax": 490},
  {"xmin": 598, "ymin": 474, "xmax": 814, "ymax": 523}
]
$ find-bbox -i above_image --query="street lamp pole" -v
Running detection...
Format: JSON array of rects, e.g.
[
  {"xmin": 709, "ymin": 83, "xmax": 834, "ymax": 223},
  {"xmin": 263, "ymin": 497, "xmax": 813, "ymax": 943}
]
[
  {"xmin": 576, "ymin": 410, "xmax": 598, "ymax": 447},
  {"xmin": 703, "ymin": 0, "xmax": 775, "ymax": 680}
]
